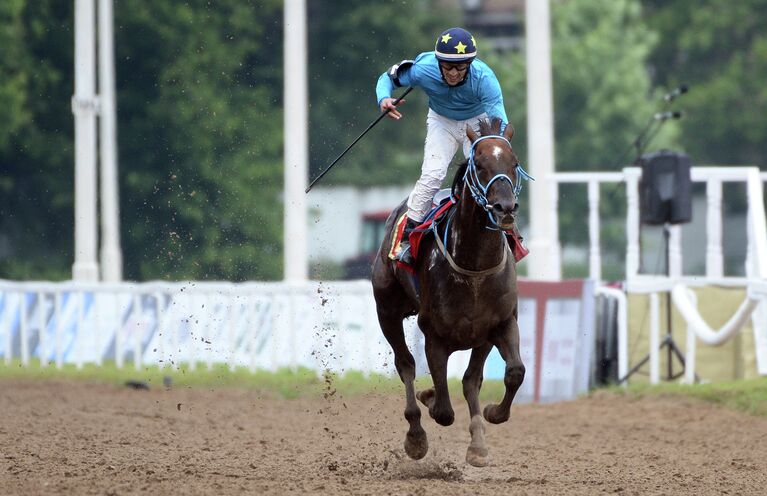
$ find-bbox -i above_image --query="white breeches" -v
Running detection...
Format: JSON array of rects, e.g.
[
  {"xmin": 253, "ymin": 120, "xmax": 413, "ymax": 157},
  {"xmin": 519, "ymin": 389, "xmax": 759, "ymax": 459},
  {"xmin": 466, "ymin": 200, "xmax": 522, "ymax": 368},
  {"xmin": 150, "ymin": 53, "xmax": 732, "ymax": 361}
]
[{"xmin": 407, "ymin": 109, "xmax": 487, "ymax": 222}]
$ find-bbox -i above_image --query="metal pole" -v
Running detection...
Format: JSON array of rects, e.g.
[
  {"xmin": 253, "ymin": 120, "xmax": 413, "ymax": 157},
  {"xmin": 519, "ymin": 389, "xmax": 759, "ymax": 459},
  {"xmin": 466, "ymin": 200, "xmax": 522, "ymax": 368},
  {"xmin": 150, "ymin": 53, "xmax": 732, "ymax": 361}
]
[
  {"xmin": 283, "ymin": 0, "xmax": 308, "ymax": 282},
  {"xmin": 525, "ymin": 0, "xmax": 559, "ymax": 280},
  {"xmin": 72, "ymin": 0, "xmax": 100, "ymax": 282},
  {"xmin": 99, "ymin": 0, "xmax": 123, "ymax": 282}
]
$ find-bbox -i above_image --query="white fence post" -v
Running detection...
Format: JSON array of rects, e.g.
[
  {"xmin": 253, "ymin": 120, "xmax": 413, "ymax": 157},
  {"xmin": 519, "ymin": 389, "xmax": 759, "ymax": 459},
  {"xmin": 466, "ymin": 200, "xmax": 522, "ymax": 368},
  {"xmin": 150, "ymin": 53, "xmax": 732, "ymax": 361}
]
[
  {"xmin": 20, "ymin": 292, "xmax": 29, "ymax": 366},
  {"xmin": 684, "ymin": 288, "xmax": 698, "ymax": 384},
  {"xmin": 588, "ymin": 180, "xmax": 601, "ymax": 281},
  {"xmin": 705, "ymin": 179, "xmax": 724, "ymax": 278},
  {"xmin": 649, "ymin": 292, "xmax": 660, "ymax": 384},
  {"xmin": 38, "ymin": 291, "xmax": 47, "ymax": 368},
  {"xmin": 625, "ymin": 168, "xmax": 641, "ymax": 279}
]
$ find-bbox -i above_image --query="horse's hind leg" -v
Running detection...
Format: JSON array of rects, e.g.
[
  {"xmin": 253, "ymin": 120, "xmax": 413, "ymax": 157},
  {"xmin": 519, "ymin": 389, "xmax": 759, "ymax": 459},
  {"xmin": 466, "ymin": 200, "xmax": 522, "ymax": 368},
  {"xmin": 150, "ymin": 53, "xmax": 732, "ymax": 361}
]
[
  {"xmin": 377, "ymin": 309, "xmax": 428, "ymax": 460},
  {"xmin": 484, "ymin": 317, "xmax": 525, "ymax": 424},
  {"xmin": 462, "ymin": 342, "xmax": 493, "ymax": 467}
]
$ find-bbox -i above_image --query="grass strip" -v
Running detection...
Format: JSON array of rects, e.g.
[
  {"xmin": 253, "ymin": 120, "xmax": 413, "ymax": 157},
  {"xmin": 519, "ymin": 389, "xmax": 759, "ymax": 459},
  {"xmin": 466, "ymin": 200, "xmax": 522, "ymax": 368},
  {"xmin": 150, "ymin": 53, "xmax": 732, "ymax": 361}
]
[
  {"xmin": 612, "ymin": 377, "xmax": 767, "ymax": 417},
  {"xmin": 0, "ymin": 359, "xmax": 507, "ymax": 400}
]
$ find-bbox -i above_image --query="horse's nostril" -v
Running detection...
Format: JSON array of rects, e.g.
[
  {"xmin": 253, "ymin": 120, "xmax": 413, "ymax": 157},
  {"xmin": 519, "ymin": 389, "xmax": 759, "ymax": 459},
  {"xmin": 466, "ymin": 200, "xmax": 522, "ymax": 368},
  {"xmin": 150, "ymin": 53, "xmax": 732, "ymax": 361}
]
[{"xmin": 493, "ymin": 202, "xmax": 516, "ymax": 218}]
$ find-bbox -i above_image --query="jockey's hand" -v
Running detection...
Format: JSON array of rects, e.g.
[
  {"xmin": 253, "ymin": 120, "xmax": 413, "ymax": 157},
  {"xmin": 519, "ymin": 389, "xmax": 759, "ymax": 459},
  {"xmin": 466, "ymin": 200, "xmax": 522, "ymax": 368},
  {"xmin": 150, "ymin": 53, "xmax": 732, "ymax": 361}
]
[{"xmin": 380, "ymin": 97, "xmax": 405, "ymax": 120}]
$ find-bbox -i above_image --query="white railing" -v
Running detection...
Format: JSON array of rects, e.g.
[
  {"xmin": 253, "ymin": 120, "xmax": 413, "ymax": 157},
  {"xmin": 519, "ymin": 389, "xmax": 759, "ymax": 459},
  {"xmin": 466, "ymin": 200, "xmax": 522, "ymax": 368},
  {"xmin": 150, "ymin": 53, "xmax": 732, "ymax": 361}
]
[
  {"xmin": 1, "ymin": 167, "xmax": 765, "ymax": 385},
  {"xmin": 550, "ymin": 167, "xmax": 767, "ymax": 282},
  {"xmin": 551, "ymin": 166, "xmax": 767, "ymax": 381},
  {"xmin": 548, "ymin": 171, "xmax": 627, "ymax": 281},
  {"xmin": 0, "ymin": 279, "xmax": 395, "ymax": 375},
  {"xmin": 0, "ymin": 278, "xmax": 597, "ymax": 403}
]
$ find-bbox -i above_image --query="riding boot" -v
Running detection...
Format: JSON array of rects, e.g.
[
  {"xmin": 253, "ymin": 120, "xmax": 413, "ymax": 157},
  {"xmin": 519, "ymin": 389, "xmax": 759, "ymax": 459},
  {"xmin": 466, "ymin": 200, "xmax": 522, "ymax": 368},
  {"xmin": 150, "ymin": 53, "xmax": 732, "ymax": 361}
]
[{"xmin": 397, "ymin": 217, "xmax": 419, "ymax": 266}]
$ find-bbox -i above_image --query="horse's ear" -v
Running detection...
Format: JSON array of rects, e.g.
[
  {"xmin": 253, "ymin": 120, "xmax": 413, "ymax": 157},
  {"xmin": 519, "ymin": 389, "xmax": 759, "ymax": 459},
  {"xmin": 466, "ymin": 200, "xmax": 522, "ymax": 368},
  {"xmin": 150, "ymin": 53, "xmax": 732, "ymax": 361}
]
[
  {"xmin": 466, "ymin": 125, "xmax": 478, "ymax": 143},
  {"xmin": 503, "ymin": 122, "xmax": 515, "ymax": 141}
]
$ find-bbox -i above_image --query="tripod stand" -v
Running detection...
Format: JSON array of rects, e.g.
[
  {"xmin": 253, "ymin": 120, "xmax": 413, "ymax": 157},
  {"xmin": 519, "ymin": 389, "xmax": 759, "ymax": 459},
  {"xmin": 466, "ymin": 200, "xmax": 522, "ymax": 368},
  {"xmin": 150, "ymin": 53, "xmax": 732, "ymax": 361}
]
[
  {"xmin": 611, "ymin": 85, "xmax": 691, "ymax": 384},
  {"xmin": 619, "ymin": 224, "xmax": 687, "ymax": 383}
]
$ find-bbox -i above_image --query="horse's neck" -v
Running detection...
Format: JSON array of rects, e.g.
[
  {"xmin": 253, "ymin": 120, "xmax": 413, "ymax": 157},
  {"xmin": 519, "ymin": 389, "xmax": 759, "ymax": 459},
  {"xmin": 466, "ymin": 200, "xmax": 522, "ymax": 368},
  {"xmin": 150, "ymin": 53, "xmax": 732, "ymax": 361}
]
[{"xmin": 447, "ymin": 195, "xmax": 505, "ymax": 271}]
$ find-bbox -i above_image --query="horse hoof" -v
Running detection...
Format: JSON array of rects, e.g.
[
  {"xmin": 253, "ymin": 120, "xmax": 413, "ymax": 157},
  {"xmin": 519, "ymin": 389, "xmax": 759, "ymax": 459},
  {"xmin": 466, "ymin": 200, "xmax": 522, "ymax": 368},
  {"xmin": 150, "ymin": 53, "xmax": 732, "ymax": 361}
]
[
  {"xmin": 483, "ymin": 404, "xmax": 510, "ymax": 424},
  {"xmin": 466, "ymin": 446, "xmax": 489, "ymax": 467},
  {"xmin": 433, "ymin": 409, "xmax": 455, "ymax": 427},
  {"xmin": 405, "ymin": 429, "xmax": 429, "ymax": 460},
  {"xmin": 416, "ymin": 388, "xmax": 435, "ymax": 408}
]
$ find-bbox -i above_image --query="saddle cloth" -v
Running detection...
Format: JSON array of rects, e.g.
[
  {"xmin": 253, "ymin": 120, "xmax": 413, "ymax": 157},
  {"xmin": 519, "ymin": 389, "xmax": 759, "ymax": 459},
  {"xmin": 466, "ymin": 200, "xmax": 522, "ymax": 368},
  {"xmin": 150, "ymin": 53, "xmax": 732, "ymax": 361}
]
[{"xmin": 388, "ymin": 189, "xmax": 529, "ymax": 271}]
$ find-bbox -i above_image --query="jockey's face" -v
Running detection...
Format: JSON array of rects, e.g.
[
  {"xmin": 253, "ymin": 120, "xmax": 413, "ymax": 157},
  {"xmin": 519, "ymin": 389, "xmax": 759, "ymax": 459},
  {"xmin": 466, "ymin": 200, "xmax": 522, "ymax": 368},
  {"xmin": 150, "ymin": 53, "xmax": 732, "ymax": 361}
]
[{"xmin": 439, "ymin": 61, "xmax": 469, "ymax": 86}]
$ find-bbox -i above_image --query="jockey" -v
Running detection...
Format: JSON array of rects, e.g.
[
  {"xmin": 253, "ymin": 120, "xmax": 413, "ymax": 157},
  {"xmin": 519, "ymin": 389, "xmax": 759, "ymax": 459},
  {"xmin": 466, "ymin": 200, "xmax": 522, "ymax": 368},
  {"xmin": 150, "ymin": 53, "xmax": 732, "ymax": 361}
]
[{"xmin": 376, "ymin": 27, "xmax": 509, "ymax": 265}]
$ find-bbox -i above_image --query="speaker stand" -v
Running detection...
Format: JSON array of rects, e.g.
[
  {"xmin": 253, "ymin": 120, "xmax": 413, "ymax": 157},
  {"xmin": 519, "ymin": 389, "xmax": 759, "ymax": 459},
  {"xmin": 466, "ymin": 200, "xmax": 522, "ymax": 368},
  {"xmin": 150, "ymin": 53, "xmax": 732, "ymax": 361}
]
[{"xmin": 619, "ymin": 224, "xmax": 690, "ymax": 384}]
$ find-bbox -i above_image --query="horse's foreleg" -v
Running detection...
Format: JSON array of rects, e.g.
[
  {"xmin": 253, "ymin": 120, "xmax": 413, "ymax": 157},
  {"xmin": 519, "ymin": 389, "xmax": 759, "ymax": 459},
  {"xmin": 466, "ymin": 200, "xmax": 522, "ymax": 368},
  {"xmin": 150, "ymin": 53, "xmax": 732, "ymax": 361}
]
[
  {"xmin": 462, "ymin": 343, "xmax": 493, "ymax": 467},
  {"xmin": 484, "ymin": 317, "xmax": 525, "ymax": 424},
  {"xmin": 378, "ymin": 312, "xmax": 428, "ymax": 460},
  {"xmin": 418, "ymin": 337, "xmax": 454, "ymax": 426}
]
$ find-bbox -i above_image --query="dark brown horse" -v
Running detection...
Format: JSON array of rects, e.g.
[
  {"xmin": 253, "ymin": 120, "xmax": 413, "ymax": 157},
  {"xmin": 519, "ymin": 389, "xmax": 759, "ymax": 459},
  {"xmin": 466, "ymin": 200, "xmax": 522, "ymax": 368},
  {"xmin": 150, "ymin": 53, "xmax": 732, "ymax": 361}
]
[{"xmin": 372, "ymin": 118, "xmax": 525, "ymax": 467}]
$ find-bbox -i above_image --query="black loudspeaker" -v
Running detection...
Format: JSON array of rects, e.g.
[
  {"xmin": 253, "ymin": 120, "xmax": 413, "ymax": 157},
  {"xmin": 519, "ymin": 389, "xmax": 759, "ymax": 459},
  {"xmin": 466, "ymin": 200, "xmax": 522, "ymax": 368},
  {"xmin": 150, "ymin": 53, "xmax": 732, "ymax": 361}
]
[{"xmin": 639, "ymin": 150, "xmax": 693, "ymax": 225}]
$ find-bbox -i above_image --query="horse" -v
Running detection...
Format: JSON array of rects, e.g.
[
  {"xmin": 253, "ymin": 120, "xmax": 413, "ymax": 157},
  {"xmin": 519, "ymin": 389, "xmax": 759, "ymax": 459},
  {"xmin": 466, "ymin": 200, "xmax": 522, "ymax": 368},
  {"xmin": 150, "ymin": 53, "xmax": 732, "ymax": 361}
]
[{"xmin": 371, "ymin": 117, "xmax": 526, "ymax": 467}]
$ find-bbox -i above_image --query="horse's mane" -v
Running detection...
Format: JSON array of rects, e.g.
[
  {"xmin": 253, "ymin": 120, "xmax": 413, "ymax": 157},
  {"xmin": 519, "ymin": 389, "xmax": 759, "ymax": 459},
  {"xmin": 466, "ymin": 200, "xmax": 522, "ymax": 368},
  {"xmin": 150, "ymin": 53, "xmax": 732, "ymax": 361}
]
[{"xmin": 451, "ymin": 117, "xmax": 505, "ymax": 196}]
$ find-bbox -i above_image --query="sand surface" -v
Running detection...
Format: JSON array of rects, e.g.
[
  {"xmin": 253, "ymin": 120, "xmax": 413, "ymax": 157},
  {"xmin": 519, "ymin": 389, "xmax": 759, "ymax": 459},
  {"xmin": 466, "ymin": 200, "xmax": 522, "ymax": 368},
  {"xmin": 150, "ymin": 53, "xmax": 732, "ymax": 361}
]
[{"xmin": 1, "ymin": 379, "xmax": 766, "ymax": 495}]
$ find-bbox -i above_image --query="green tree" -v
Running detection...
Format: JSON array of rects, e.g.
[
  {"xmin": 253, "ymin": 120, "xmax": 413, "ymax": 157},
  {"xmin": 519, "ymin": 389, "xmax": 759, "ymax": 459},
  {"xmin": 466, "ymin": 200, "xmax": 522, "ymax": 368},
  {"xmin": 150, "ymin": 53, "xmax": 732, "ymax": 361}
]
[
  {"xmin": 553, "ymin": 0, "xmax": 672, "ymax": 269},
  {"xmin": 116, "ymin": 0, "xmax": 284, "ymax": 280},
  {"xmin": 0, "ymin": 0, "xmax": 30, "ymax": 152},
  {"xmin": 643, "ymin": 0, "xmax": 767, "ymax": 168},
  {"xmin": 0, "ymin": 1, "xmax": 286, "ymax": 281},
  {"xmin": 485, "ymin": 0, "xmax": 670, "ymax": 276},
  {"xmin": 307, "ymin": 0, "xmax": 453, "ymax": 186},
  {"xmin": 0, "ymin": 1, "xmax": 74, "ymax": 280},
  {"xmin": 552, "ymin": 0, "xmax": 672, "ymax": 170}
]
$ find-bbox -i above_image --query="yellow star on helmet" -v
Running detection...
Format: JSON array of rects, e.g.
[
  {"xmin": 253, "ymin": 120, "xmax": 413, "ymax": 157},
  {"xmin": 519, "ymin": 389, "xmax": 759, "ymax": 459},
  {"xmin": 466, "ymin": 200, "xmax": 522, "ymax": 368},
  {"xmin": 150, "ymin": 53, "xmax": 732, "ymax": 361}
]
[
  {"xmin": 455, "ymin": 41, "xmax": 467, "ymax": 54},
  {"xmin": 471, "ymin": 36, "xmax": 477, "ymax": 47},
  {"xmin": 441, "ymin": 33, "xmax": 452, "ymax": 44}
]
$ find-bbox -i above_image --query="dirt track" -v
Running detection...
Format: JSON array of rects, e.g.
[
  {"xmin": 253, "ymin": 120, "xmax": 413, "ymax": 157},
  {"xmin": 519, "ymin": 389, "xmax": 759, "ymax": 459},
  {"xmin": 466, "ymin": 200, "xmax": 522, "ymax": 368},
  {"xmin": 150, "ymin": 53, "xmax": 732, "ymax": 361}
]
[{"xmin": 1, "ymin": 380, "xmax": 766, "ymax": 495}]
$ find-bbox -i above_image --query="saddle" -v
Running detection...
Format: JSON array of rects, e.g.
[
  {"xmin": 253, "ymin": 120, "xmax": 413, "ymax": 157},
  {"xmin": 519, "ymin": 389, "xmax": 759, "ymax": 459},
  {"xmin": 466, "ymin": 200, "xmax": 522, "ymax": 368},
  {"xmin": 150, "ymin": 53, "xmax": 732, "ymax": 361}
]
[{"xmin": 388, "ymin": 189, "xmax": 529, "ymax": 272}]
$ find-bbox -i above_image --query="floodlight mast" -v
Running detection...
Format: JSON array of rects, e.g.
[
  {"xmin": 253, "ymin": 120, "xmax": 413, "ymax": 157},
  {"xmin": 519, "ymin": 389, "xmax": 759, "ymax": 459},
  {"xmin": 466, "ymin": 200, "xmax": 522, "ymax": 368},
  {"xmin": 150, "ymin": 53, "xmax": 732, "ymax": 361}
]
[
  {"xmin": 72, "ymin": 0, "xmax": 99, "ymax": 282},
  {"xmin": 73, "ymin": 0, "xmax": 123, "ymax": 282},
  {"xmin": 283, "ymin": 0, "xmax": 309, "ymax": 282},
  {"xmin": 525, "ymin": 0, "xmax": 559, "ymax": 280},
  {"xmin": 99, "ymin": 0, "xmax": 123, "ymax": 282}
]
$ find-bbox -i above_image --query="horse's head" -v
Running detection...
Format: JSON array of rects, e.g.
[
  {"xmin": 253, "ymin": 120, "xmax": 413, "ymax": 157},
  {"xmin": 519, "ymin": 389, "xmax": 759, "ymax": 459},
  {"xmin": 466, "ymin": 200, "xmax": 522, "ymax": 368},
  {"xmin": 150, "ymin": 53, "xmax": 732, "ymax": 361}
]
[{"xmin": 458, "ymin": 118, "xmax": 527, "ymax": 230}]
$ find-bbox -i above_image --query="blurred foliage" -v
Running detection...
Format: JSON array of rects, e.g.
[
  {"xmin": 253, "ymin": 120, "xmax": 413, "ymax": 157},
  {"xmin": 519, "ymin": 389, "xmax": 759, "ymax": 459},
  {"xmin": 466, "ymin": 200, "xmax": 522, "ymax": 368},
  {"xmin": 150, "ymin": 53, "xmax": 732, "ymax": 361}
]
[
  {"xmin": 307, "ymin": 0, "xmax": 452, "ymax": 185},
  {"xmin": 552, "ymin": 0, "xmax": 675, "ymax": 171},
  {"xmin": 643, "ymin": 0, "xmax": 767, "ymax": 169},
  {"xmin": 487, "ymin": 0, "xmax": 668, "ymax": 255},
  {"xmin": 115, "ymin": 0, "xmax": 284, "ymax": 281},
  {"xmin": 0, "ymin": 0, "xmax": 762, "ymax": 281},
  {"xmin": 0, "ymin": 1, "xmax": 74, "ymax": 280}
]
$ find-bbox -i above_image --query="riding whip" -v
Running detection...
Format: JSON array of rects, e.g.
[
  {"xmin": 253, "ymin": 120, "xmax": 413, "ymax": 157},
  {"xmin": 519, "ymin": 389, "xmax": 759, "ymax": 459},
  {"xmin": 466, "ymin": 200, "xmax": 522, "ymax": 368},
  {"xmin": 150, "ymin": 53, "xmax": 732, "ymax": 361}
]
[{"xmin": 305, "ymin": 86, "xmax": 413, "ymax": 193}]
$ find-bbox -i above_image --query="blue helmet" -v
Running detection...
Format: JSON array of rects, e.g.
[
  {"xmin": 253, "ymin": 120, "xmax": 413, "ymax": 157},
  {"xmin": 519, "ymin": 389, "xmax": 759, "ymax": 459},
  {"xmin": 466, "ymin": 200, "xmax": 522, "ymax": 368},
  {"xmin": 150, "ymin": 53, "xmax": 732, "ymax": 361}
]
[{"xmin": 434, "ymin": 27, "xmax": 477, "ymax": 63}]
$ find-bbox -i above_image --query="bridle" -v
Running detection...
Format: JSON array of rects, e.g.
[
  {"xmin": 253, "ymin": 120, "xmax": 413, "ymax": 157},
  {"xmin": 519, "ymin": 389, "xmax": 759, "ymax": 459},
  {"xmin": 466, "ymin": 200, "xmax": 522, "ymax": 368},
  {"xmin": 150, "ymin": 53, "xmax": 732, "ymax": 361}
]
[
  {"xmin": 431, "ymin": 134, "xmax": 534, "ymax": 276},
  {"xmin": 463, "ymin": 135, "xmax": 534, "ymax": 228}
]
